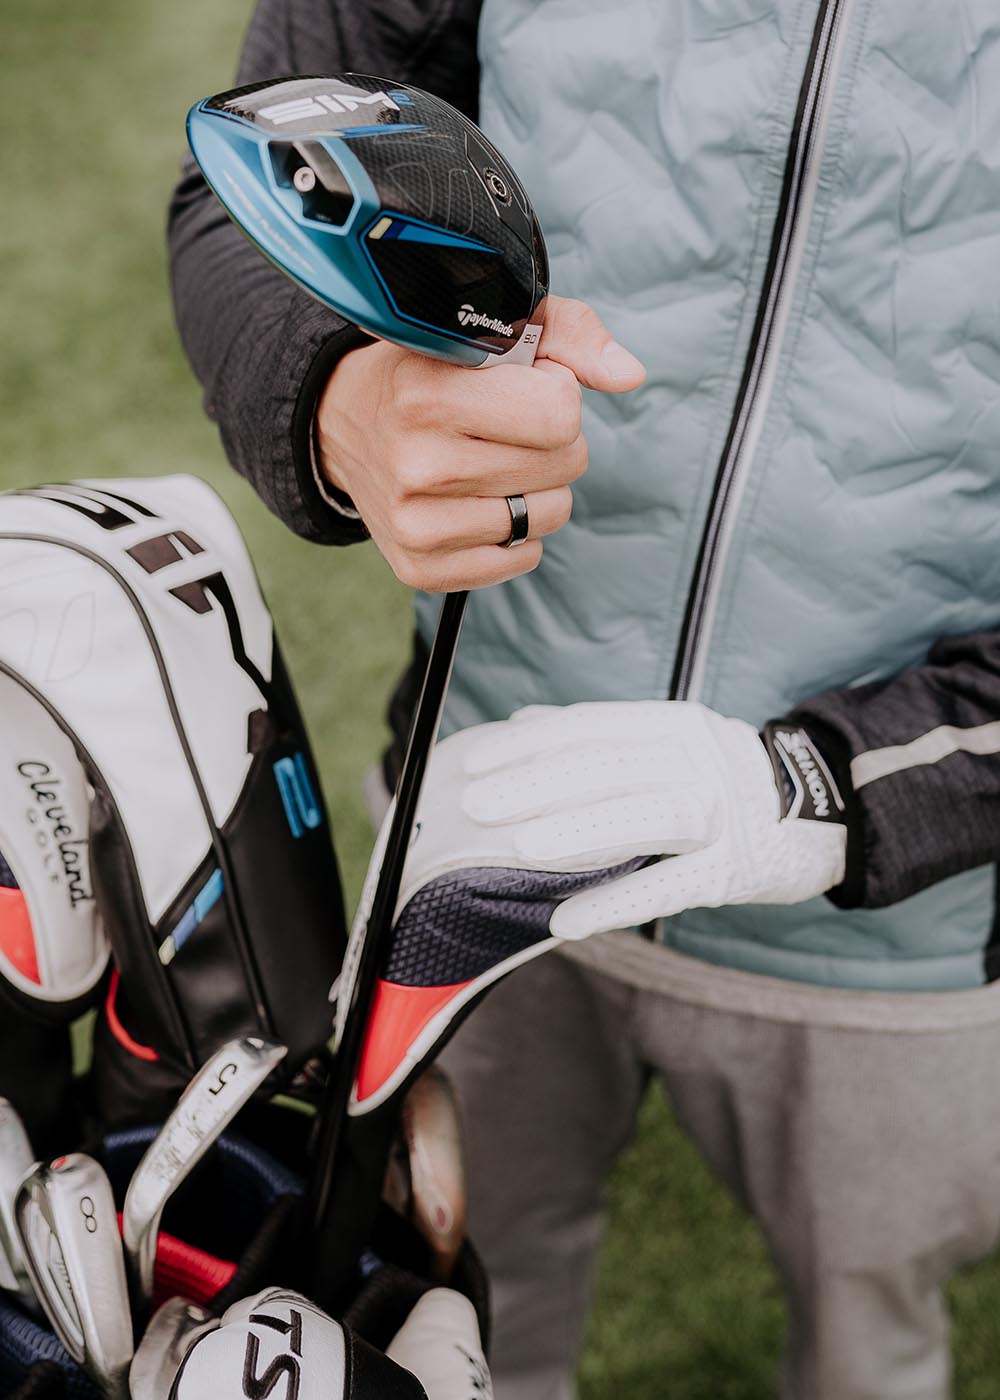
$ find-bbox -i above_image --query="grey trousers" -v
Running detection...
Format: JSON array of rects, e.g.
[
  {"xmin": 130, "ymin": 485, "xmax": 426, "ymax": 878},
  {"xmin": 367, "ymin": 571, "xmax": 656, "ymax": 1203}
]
[{"xmin": 440, "ymin": 937, "xmax": 1000, "ymax": 1400}]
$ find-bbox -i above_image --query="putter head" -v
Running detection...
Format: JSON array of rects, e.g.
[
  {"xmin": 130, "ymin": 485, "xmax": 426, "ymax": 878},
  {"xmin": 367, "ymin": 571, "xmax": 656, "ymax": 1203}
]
[
  {"xmin": 187, "ymin": 74, "xmax": 548, "ymax": 365},
  {"xmin": 14, "ymin": 1154, "xmax": 132, "ymax": 1399},
  {"xmin": 0, "ymin": 1098, "xmax": 38, "ymax": 1312}
]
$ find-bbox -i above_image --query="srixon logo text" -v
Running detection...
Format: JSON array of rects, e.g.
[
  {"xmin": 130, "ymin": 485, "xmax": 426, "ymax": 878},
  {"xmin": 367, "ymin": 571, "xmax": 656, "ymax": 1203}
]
[
  {"xmin": 775, "ymin": 729, "xmax": 833, "ymax": 818},
  {"xmin": 18, "ymin": 761, "xmax": 92, "ymax": 907}
]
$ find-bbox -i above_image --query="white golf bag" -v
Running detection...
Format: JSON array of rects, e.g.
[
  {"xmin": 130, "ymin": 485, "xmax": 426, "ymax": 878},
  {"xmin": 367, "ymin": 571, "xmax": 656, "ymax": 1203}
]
[{"xmin": 0, "ymin": 476, "xmax": 345, "ymax": 1077}]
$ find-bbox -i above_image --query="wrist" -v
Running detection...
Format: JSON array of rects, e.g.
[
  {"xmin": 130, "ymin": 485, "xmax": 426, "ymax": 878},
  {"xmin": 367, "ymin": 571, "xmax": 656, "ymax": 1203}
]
[
  {"xmin": 309, "ymin": 409, "xmax": 363, "ymax": 523},
  {"xmin": 314, "ymin": 337, "xmax": 391, "ymax": 505},
  {"xmin": 288, "ymin": 319, "xmax": 373, "ymax": 544},
  {"xmin": 761, "ymin": 717, "xmax": 865, "ymax": 907}
]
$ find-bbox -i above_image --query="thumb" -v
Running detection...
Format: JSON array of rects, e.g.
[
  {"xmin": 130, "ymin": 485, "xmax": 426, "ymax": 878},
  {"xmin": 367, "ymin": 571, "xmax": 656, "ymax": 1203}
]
[{"xmin": 537, "ymin": 295, "xmax": 646, "ymax": 392}]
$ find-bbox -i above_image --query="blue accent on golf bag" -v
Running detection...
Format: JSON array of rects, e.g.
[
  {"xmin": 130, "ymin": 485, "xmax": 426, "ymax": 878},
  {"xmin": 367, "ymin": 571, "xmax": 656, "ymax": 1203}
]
[
  {"xmin": 163, "ymin": 867, "xmax": 225, "ymax": 960},
  {"xmin": 274, "ymin": 753, "xmax": 322, "ymax": 839}
]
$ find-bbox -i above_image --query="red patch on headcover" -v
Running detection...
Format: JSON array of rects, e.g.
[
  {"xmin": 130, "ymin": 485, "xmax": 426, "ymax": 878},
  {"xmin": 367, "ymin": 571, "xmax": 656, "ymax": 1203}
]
[
  {"xmin": 0, "ymin": 887, "xmax": 39, "ymax": 985},
  {"xmin": 355, "ymin": 979, "xmax": 474, "ymax": 1108}
]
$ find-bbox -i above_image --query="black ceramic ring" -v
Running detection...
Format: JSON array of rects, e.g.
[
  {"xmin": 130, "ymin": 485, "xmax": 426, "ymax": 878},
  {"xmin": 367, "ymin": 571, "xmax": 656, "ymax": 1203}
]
[{"xmin": 502, "ymin": 494, "xmax": 530, "ymax": 548}]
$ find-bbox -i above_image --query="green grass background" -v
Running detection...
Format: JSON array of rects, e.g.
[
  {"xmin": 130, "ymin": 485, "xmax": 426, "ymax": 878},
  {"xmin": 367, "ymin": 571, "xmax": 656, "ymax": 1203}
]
[{"xmin": 2, "ymin": 2, "xmax": 999, "ymax": 1393}]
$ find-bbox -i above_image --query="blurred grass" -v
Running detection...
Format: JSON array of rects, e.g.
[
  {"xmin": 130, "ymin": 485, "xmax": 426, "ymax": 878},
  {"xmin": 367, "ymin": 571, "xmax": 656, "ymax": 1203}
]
[{"xmin": 2, "ymin": 1, "xmax": 999, "ymax": 1393}]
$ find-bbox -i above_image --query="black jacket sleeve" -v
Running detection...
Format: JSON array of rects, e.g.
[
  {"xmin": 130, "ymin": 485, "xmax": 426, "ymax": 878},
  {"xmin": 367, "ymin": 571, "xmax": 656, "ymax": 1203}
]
[
  {"xmin": 167, "ymin": 0, "xmax": 483, "ymax": 543},
  {"xmin": 780, "ymin": 630, "xmax": 1000, "ymax": 910}
]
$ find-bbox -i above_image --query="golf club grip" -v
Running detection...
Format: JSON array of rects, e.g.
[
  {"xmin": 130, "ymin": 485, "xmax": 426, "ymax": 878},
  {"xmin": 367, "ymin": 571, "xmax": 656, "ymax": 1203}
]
[{"xmin": 307, "ymin": 589, "xmax": 468, "ymax": 1308}]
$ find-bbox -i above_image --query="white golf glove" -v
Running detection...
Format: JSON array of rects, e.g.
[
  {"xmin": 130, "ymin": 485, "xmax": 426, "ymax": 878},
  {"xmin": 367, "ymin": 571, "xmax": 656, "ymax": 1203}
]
[
  {"xmin": 387, "ymin": 1288, "xmax": 492, "ymax": 1399},
  {"xmin": 459, "ymin": 701, "xmax": 847, "ymax": 939}
]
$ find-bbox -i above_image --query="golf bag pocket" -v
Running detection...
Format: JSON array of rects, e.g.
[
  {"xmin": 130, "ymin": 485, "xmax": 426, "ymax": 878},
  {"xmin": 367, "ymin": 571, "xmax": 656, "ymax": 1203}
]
[
  {"xmin": 0, "ymin": 672, "xmax": 108, "ymax": 1023},
  {"xmin": 0, "ymin": 476, "xmax": 346, "ymax": 1071}
]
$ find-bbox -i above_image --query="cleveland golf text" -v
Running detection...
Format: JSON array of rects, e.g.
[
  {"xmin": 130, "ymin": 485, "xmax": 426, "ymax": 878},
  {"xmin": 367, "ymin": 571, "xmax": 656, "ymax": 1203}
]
[{"xmin": 17, "ymin": 760, "xmax": 92, "ymax": 906}]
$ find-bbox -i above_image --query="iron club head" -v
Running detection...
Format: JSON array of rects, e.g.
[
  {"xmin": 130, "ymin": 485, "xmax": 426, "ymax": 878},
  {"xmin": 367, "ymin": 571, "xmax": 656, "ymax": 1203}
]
[
  {"xmin": 129, "ymin": 1295, "xmax": 218, "ymax": 1400},
  {"xmin": 122, "ymin": 1036, "xmax": 286, "ymax": 1317},
  {"xmin": 0, "ymin": 1097, "xmax": 39, "ymax": 1314},
  {"xmin": 187, "ymin": 74, "xmax": 548, "ymax": 366},
  {"xmin": 14, "ymin": 1154, "xmax": 133, "ymax": 1399}
]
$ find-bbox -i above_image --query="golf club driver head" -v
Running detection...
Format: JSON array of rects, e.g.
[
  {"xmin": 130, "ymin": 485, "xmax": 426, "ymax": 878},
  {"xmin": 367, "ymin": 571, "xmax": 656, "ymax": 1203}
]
[
  {"xmin": 122, "ymin": 1036, "xmax": 287, "ymax": 1318},
  {"xmin": 14, "ymin": 1154, "xmax": 132, "ymax": 1399},
  {"xmin": 0, "ymin": 1097, "xmax": 39, "ymax": 1314},
  {"xmin": 186, "ymin": 73, "xmax": 549, "ymax": 365}
]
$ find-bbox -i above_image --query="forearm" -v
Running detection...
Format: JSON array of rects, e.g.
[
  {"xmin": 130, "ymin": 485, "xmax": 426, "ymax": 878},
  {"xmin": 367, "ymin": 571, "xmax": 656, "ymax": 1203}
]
[
  {"xmin": 785, "ymin": 630, "xmax": 1000, "ymax": 908},
  {"xmin": 170, "ymin": 157, "xmax": 370, "ymax": 542}
]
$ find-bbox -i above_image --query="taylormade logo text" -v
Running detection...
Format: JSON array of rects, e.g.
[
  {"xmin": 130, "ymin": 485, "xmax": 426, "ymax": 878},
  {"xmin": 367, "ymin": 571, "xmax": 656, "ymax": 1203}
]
[{"xmin": 458, "ymin": 304, "xmax": 514, "ymax": 337}]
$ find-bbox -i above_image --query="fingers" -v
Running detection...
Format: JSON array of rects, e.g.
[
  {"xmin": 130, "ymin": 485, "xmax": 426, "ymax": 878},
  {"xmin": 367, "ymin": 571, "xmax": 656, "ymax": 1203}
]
[
  {"xmin": 512, "ymin": 791, "xmax": 717, "ymax": 869},
  {"xmin": 312, "ymin": 300, "xmax": 644, "ymax": 593},
  {"xmin": 550, "ymin": 849, "xmax": 725, "ymax": 941},
  {"xmin": 392, "ymin": 487, "xmax": 572, "ymax": 555},
  {"xmin": 463, "ymin": 739, "xmax": 695, "ymax": 824},
  {"xmin": 420, "ymin": 357, "xmax": 584, "ymax": 449},
  {"xmin": 391, "ymin": 538, "xmax": 543, "ymax": 593},
  {"xmin": 537, "ymin": 296, "xmax": 646, "ymax": 393},
  {"xmin": 403, "ymin": 431, "xmax": 588, "ymax": 499},
  {"xmin": 463, "ymin": 701, "xmax": 685, "ymax": 775}
]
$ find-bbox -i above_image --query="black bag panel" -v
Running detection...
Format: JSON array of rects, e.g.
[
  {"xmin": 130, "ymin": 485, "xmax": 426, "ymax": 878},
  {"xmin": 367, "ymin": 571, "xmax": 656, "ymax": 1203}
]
[
  {"xmin": 156, "ymin": 852, "xmax": 267, "ymax": 1064},
  {"xmin": 140, "ymin": 646, "xmax": 346, "ymax": 1071},
  {"xmin": 87, "ymin": 785, "xmax": 196, "ymax": 1069},
  {"xmin": 220, "ymin": 689, "xmax": 345, "ymax": 1065},
  {"xmin": 0, "ymin": 954, "xmax": 109, "ymax": 1031},
  {"xmin": 0, "ymin": 1002, "xmax": 78, "ymax": 1157},
  {"xmin": 87, "ymin": 982, "xmax": 191, "ymax": 1128}
]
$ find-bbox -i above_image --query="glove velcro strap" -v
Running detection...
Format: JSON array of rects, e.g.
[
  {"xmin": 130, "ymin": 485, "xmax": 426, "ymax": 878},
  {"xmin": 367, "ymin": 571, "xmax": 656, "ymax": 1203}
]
[{"xmin": 760, "ymin": 721, "xmax": 846, "ymax": 825}]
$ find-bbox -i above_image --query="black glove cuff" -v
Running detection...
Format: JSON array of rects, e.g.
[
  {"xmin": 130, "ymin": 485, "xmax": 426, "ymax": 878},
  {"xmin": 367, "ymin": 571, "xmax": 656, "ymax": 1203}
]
[
  {"xmin": 759, "ymin": 720, "xmax": 847, "ymax": 824},
  {"xmin": 763, "ymin": 716, "xmax": 867, "ymax": 908}
]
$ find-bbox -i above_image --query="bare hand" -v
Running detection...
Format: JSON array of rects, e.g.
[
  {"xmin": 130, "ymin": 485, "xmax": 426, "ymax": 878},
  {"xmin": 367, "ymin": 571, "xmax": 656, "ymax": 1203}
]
[{"xmin": 314, "ymin": 296, "xmax": 645, "ymax": 591}]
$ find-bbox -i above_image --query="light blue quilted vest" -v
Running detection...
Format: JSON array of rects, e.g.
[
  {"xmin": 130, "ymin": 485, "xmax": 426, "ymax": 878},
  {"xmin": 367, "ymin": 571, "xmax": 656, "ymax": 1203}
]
[{"xmin": 415, "ymin": 0, "xmax": 1000, "ymax": 990}]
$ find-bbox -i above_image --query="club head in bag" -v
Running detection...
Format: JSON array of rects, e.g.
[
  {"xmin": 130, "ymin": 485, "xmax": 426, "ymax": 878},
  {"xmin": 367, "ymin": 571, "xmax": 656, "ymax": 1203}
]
[
  {"xmin": 384, "ymin": 1067, "xmax": 466, "ymax": 1282},
  {"xmin": 122, "ymin": 1036, "xmax": 286, "ymax": 1317},
  {"xmin": 0, "ymin": 1098, "xmax": 39, "ymax": 1313},
  {"xmin": 187, "ymin": 74, "xmax": 547, "ymax": 366},
  {"xmin": 129, "ymin": 1296, "xmax": 218, "ymax": 1400},
  {"xmin": 14, "ymin": 1154, "xmax": 133, "ymax": 1399}
]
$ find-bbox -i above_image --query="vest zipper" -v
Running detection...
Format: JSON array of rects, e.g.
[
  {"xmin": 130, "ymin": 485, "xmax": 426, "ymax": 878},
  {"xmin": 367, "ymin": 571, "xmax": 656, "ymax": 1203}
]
[{"xmin": 670, "ymin": 0, "xmax": 854, "ymax": 702}]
